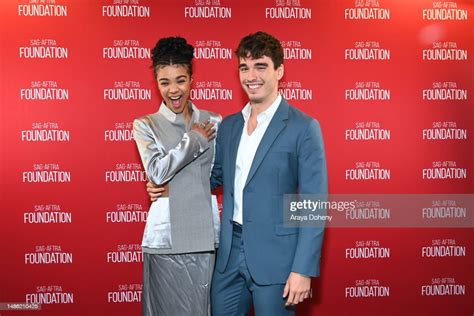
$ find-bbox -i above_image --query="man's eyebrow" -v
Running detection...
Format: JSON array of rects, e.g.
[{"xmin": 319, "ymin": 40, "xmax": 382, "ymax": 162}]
[{"xmin": 239, "ymin": 62, "xmax": 269, "ymax": 68}]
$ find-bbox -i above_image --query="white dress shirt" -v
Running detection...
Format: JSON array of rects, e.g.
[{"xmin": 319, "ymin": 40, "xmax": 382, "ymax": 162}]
[{"xmin": 233, "ymin": 94, "xmax": 282, "ymax": 224}]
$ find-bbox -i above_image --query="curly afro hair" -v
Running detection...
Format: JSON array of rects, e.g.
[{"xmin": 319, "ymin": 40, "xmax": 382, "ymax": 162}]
[{"xmin": 151, "ymin": 37, "xmax": 194, "ymax": 77}]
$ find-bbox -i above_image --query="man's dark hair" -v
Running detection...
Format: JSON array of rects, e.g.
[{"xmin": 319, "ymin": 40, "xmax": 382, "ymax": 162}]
[
  {"xmin": 235, "ymin": 31, "xmax": 284, "ymax": 69},
  {"xmin": 151, "ymin": 37, "xmax": 194, "ymax": 76}
]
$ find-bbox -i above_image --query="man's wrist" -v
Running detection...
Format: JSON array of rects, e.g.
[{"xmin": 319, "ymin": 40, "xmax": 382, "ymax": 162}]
[{"xmin": 291, "ymin": 271, "xmax": 311, "ymax": 278}]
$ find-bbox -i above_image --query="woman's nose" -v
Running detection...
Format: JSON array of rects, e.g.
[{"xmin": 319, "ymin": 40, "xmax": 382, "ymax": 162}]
[{"xmin": 169, "ymin": 83, "xmax": 179, "ymax": 93}]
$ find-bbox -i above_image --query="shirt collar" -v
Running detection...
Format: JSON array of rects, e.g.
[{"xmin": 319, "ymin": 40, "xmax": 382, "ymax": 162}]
[
  {"xmin": 241, "ymin": 94, "xmax": 282, "ymax": 124},
  {"xmin": 158, "ymin": 102, "xmax": 200, "ymax": 123}
]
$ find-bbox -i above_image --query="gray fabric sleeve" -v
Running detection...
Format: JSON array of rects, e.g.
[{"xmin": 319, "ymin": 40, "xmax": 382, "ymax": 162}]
[{"xmin": 133, "ymin": 118, "xmax": 209, "ymax": 185}]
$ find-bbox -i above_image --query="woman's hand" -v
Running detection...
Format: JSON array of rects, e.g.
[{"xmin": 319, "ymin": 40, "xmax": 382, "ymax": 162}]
[{"xmin": 191, "ymin": 120, "xmax": 216, "ymax": 141}]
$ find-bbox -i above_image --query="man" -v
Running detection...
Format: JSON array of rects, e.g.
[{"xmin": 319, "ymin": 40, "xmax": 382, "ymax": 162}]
[{"xmin": 148, "ymin": 31, "xmax": 327, "ymax": 315}]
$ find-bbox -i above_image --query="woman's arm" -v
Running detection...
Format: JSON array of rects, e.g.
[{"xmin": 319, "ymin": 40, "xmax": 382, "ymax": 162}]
[{"xmin": 133, "ymin": 117, "xmax": 214, "ymax": 185}]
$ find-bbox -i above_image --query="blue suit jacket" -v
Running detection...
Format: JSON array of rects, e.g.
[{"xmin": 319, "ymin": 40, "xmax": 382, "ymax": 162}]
[{"xmin": 211, "ymin": 98, "xmax": 327, "ymax": 285}]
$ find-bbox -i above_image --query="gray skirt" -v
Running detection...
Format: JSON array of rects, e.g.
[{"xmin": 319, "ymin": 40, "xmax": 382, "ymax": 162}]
[{"xmin": 142, "ymin": 252, "xmax": 215, "ymax": 316}]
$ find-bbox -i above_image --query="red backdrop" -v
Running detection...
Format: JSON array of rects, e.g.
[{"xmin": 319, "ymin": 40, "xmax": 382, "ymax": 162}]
[{"xmin": 1, "ymin": 0, "xmax": 472, "ymax": 315}]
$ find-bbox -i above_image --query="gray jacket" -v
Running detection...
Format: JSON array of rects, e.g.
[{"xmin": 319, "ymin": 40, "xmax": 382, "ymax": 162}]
[{"xmin": 133, "ymin": 102, "xmax": 221, "ymax": 254}]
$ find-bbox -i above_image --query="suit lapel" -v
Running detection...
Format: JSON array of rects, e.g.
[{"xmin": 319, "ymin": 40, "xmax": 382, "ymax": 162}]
[
  {"xmin": 245, "ymin": 99, "xmax": 289, "ymax": 187},
  {"xmin": 229, "ymin": 114, "xmax": 244, "ymax": 193}
]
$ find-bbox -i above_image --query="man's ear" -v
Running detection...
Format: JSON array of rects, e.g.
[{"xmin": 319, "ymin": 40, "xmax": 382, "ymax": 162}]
[{"xmin": 277, "ymin": 64, "xmax": 284, "ymax": 80}]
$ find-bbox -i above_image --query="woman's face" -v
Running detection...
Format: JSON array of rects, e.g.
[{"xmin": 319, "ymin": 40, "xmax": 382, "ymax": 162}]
[{"xmin": 156, "ymin": 64, "xmax": 191, "ymax": 115}]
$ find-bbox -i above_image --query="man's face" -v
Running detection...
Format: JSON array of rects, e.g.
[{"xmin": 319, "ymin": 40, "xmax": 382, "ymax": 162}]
[
  {"xmin": 156, "ymin": 64, "xmax": 191, "ymax": 115},
  {"xmin": 238, "ymin": 55, "xmax": 284, "ymax": 106}
]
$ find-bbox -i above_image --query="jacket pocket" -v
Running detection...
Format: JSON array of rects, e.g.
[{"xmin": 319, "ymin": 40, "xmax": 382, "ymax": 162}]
[{"xmin": 274, "ymin": 223, "xmax": 299, "ymax": 236}]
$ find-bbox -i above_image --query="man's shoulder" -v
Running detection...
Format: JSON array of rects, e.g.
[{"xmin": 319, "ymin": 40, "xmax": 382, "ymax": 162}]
[
  {"xmin": 220, "ymin": 111, "xmax": 242, "ymax": 128},
  {"xmin": 285, "ymin": 101, "xmax": 318, "ymax": 126}
]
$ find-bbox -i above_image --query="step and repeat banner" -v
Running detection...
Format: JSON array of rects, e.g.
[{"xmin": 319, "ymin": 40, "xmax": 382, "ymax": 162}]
[{"xmin": 1, "ymin": 0, "xmax": 472, "ymax": 315}]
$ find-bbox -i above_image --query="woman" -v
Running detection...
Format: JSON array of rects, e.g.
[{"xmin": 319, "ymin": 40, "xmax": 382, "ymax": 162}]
[{"xmin": 133, "ymin": 37, "xmax": 221, "ymax": 316}]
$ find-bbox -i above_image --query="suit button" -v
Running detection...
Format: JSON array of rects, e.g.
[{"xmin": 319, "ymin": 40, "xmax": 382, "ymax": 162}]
[{"xmin": 193, "ymin": 153, "xmax": 198, "ymax": 158}]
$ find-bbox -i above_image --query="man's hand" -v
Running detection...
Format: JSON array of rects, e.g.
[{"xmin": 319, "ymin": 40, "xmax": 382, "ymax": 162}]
[
  {"xmin": 283, "ymin": 272, "xmax": 311, "ymax": 306},
  {"xmin": 146, "ymin": 181, "xmax": 167, "ymax": 202},
  {"xmin": 191, "ymin": 120, "xmax": 216, "ymax": 141}
]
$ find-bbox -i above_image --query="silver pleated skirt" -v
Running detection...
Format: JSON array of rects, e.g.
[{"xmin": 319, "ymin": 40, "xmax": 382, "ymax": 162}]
[{"xmin": 142, "ymin": 252, "xmax": 215, "ymax": 316}]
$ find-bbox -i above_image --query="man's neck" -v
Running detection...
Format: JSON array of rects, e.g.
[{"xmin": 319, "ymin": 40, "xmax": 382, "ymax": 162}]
[{"xmin": 249, "ymin": 92, "xmax": 279, "ymax": 117}]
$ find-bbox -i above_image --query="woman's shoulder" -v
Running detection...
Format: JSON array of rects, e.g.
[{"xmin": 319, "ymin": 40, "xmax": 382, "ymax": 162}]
[
  {"xmin": 133, "ymin": 112, "xmax": 163, "ymax": 131},
  {"xmin": 199, "ymin": 109, "xmax": 222, "ymax": 124}
]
